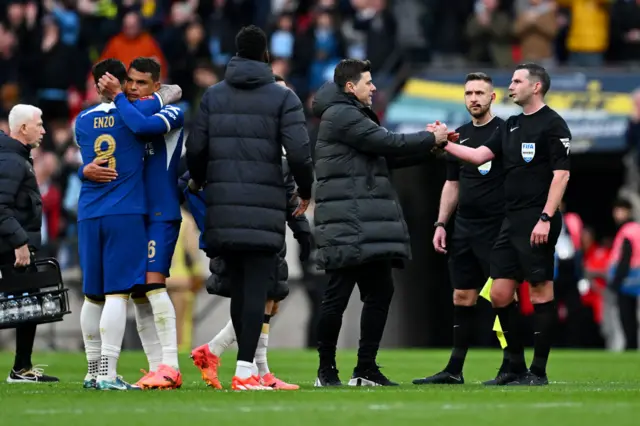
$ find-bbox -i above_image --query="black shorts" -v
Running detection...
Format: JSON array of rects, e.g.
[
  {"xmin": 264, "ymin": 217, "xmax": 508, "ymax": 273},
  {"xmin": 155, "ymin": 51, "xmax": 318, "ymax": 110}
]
[
  {"xmin": 448, "ymin": 216, "xmax": 502, "ymax": 290},
  {"xmin": 490, "ymin": 208, "xmax": 562, "ymax": 284}
]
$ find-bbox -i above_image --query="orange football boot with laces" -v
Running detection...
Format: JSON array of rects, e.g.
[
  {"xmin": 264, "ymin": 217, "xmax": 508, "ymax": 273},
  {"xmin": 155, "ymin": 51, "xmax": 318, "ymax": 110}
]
[
  {"xmin": 261, "ymin": 373, "xmax": 300, "ymax": 390},
  {"xmin": 231, "ymin": 375, "xmax": 273, "ymax": 391},
  {"xmin": 190, "ymin": 344, "xmax": 222, "ymax": 389}
]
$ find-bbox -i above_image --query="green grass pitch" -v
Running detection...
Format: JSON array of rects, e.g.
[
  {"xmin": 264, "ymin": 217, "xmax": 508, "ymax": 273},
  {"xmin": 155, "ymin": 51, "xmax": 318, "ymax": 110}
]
[{"xmin": 0, "ymin": 349, "xmax": 639, "ymax": 426}]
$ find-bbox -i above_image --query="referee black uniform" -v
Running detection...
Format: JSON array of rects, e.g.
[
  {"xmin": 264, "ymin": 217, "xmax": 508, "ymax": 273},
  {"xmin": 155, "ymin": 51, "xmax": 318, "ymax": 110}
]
[
  {"xmin": 414, "ymin": 116, "xmax": 509, "ymax": 385},
  {"xmin": 483, "ymin": 104, "xmax": 570, "ymax": 384},
  {"xmin": 438, "ymin": 64, "xmax": 572, "ymax": 386}
]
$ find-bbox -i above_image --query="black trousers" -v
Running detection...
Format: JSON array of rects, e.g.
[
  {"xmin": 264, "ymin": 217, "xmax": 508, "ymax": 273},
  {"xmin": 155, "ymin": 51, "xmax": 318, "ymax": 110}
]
[
  {"xmin": 618, "ymin": 292, "xmax": 639, "ymax": 350},
  {"xmin": 224, "ymin": 250, "xmax": 276, "ymax": 363},
  {"xmin": 317, "ymin": 260, "xmax": 395, "ymax": 369},
  {"xmin": 0, "ymin": 251, "xmax": 37, "ymax": 371}
]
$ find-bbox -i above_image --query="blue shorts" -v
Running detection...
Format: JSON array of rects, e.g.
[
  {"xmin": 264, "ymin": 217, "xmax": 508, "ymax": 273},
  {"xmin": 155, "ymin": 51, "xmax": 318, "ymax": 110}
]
[
  {"xmin": 147, "ymin": 220, "xmax": 181, "ymax": 277},
  {"xmin": 78, "ymin": 214, "xmax": 147, "ymax": 296}
]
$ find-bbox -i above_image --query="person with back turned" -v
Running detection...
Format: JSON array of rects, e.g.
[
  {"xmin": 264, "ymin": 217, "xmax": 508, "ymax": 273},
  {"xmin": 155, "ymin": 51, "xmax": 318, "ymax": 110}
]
[
  {"xmin": 0, "ymin": 104, "xmax": 58, "ymax": 383},
  {"xmin": 311, "ymin": 59, "xmax": 450, "ymax": 387},
  {"xmin": 186, "ymin": 25, "xmax": 314, "ymax": 391}
]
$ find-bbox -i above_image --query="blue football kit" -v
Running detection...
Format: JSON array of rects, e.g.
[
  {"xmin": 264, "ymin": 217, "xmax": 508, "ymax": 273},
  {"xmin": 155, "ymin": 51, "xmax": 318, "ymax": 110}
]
[
  {"xmin": 112, "ymin": 92, "xmax": 185, "ymax": 277},
  {"xmin": 75, "ymin": 93, "xmax": 163, "ymax": 296}
]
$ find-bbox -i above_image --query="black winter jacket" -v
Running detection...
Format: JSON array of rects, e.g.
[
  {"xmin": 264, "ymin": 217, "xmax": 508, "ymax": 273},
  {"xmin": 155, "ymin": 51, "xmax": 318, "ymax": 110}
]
[
  {"xmin": 186, "ymin": 56, "xmax": 314, "ymax": 256},
  {"xmin": 0, "ymin": 132, "xmax": 42, "ymax": 256},
  {"xmin": 311, "ymin": 82, "xmax": 437, "ymax": 270},
  {"xmin": 199, "ymin": 159, "xmax": 311, "ymax": 301}
]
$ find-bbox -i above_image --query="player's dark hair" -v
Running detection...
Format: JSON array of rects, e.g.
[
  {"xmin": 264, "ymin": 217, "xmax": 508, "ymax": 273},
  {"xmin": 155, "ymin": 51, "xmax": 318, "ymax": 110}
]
[
  {"xmin": 465, "ymin": 72, "xmax": 493, "ymax": 85},
  {"xmin": 236, "ymin": 25, "xmax": 268, "ymax": 62},
  {"xmin": 274, "ymin": 74, "xmax": 285, "ymax": 83},
  {"xmin": 92, "ymin": 58, "xmax": 127, "ymax": 85},
  {"xmin": 613, "ymin": 198, "xmax": 633, "ymax": 211},
  {"xmin": 129, "ymin": 57, "xmax": 161, "ymax": 81},
  {"xmin": 516, "ymin": 63, "xmax": 551, "ymax": 96},
  {"xmin": 333, "ymin": 59, "xmax": 371, "ymax": 90}
]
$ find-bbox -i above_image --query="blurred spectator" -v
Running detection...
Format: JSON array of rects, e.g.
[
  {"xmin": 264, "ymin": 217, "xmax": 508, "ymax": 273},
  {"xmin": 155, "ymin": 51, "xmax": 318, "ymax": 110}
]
[
  {"xmin": 513, "ymin": 0, "xmax": 558, "ymax": 67},
  {"xmin": 556, "ymin": 0, "xmax": 611, "ymax": 67},
  {"xmin": 25, "ymin": 16, "xmax": 84, "ymax": 122},
  {"xmin": 269, "ymin": 12, "xmax": 295, "ymax": 59},
  {"xmin": 608, "ymin": 198, "xmax": 640, "ymax": 350},
  {"xmin": 466, "ymin": 0, "xmax": 512, "ymax": 67},
  {"xmin": 611, "ymin": 0, "xmax": 640, "ymax": 64},
  {"xmin": 35, "ymin": 151, "xmax": 62, "ymax": 257},
  {"xmin": 626, "ymin": 88, "xmax": 640, "ymax": 167},
  {"xmin": 98, "ymin": 11, "xmax": 167, "ymax": 80},
  {"xmin": 292, "ymin": 6, "xmax": 346, "ymax": 95}
]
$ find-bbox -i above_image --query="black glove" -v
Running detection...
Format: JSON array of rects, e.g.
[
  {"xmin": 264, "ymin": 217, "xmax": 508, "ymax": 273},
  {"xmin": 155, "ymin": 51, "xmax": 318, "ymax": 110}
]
[{"xmin": 296, "ymin": 232, "xmax": 312, "ymax": 262}]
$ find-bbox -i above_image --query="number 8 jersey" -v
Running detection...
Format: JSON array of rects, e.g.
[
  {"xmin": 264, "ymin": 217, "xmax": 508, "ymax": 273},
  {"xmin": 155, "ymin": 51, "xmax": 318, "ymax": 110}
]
[{"xmin": 75, "ymin": 94, "xmax": 162, "ymax": 221}]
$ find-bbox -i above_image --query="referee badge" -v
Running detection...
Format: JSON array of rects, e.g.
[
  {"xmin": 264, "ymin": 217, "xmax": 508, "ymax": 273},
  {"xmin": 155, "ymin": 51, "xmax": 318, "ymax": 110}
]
[
  {"xmin": 521, "ymin": 143, "xmax": 535, "ymax": 163},
  {"xmin": 477, "ymin": 161, "xmax": 492, "ymax": 175}
]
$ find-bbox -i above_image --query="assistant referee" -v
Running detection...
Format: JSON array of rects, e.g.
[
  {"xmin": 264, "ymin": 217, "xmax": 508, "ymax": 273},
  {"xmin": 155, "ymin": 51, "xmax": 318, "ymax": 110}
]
[
  {"xmin": 436, "ymin": 63, "xmax": 571, "ymax": 386},
  {"xmin": 413, "ymin": 72, "xmax": 510, "ymax": 386}
]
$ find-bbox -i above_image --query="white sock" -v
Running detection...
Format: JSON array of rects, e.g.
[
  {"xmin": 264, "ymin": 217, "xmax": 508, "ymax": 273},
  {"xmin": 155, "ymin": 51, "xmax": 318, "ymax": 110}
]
[
  {"xmin": 251, "ymin": 359, "xmax": 259, "ymax": 377},
  {"xmin": 147, "ymin": 290, "xmax": 179, "ymax": 370},
  {"xmin": 134, "ymin": 299, "xmax": 162, "ymax": 372},
  {"xmin": 208, "ymin": 319, "xmax": 236, "ymax": 357},
  {"xmin": 235, "ymin": 360, "xmax": 254, "ymax": 379},
  {"xmin": 255, "ymin": 332, "xmax": 270, "ymax": 376},
  {"xmin": 80, "ymin": 298, "xmax": 103, "ymax": 379},
  {"xmin": 98, "ymin": 296, "xmax": 128, "ymax": 381}
]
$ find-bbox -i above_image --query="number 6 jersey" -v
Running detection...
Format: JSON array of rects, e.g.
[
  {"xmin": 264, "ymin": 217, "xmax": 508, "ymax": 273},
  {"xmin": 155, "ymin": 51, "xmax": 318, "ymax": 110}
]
[{"xmin": 75, "ymin": 93, "xmax": 163, "ymax": 221}]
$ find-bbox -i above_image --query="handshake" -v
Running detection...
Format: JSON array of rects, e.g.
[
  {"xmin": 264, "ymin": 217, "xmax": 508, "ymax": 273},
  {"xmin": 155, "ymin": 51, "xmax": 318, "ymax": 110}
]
[{"xmin": 426, "ymin": 121, "xmax": 460, "ymax": 152}]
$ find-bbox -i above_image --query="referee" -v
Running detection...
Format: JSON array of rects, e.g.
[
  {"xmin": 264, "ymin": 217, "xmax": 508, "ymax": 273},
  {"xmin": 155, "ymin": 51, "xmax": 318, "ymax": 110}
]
[
  {"xmin": 0, "ymin": 104, "xmax": 58, "ymax": 383},
  {"xmin": 437, "ymin": 63, "xmax": 571, "ymax": 386},
  {"xmin": 413, "ymin": 72, "xmax": 511, "ymax": 386}
]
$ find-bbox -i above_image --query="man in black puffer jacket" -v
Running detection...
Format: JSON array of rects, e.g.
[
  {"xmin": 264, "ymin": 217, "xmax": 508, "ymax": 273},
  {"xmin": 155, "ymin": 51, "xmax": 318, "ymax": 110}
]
[
  {"xmin": 311, "ymin": 59, "xmax": 450, "ymax": 388},
  {"xmin": 0, "ymin": 104, "xmax": 58, "ymax": 383},
  {"xmin": 185, "ymin": 26, "xmax": 314, "ymax": 388},
  {"xmin": 180, "ymin": 154, "xmax": 311, "ymax": 390}
]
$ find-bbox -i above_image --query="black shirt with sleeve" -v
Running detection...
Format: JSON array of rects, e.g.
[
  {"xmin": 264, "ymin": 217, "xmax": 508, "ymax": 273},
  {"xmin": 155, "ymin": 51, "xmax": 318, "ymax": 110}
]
[
  {"xmin": 484, "ymin": 105, "xmax": 571, "ymax": 212},
  {"xmin": 446, "ymin": 116, "xmax": 506, "ymax": 220}
]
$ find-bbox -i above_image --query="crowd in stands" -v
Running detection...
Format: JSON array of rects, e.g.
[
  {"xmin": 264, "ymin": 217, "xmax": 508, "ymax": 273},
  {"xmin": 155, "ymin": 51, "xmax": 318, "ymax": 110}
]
[{"xmin": 1, "ymin": 0, "xmax": 639, "ymax": 266}]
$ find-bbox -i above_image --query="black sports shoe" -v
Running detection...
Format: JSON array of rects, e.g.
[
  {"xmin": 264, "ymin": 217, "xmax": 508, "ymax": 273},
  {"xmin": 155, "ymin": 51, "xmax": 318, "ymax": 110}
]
[
  {"xmin": 348, "ymin": 365, "xmax": 398, "ymax": 387},
  {"xmin": 505, "ymin": 371, "xmax": 549, "ymax": 386},
  {"xmin": 413, "ymin": 370, "xmax": 464, "ymax": 385},
  {"xmin": 7, "ymin": 366, "xmax": 59, "ymax": 383},
  {"xmin": 315, "ymin": 366, "xmax": 342, "ymax": 387},
  {"xmin": 483, "ymin": 365, "xmax": 517, "ymax": 386}
]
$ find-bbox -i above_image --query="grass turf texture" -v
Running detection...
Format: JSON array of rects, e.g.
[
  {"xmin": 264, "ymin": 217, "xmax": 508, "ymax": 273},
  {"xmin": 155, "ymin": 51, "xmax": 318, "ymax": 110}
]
[{"xmin": 0, "ymin": 349, "xmax": 639, "ymax": 426}]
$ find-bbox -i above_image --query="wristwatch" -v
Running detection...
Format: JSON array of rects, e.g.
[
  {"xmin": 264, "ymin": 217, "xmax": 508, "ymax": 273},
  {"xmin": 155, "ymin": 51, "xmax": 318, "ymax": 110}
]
[
  {"xmin": 540, "ymin": 213, "xmax": 551, "ymax": 222},
  {"xmin": 434, "ymin": 221, "xmax": 445, "ymax": 229}
]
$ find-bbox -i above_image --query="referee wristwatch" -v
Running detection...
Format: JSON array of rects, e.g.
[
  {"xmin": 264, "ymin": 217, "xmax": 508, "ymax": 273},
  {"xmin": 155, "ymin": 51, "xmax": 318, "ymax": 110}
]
[
  {"xmin": 540, "ymin": 213, "xmax": 551, "ymax": 222},
  {"xmin": 434, "ymin": 221, "xmax": 446, "ymax": 229}
]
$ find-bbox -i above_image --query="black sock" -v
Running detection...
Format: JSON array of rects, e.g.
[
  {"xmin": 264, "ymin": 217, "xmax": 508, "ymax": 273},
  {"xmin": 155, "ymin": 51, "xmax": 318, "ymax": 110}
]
[
  {"xmin": 444, "ymin": 305, "xmax": 475, "ymax": 375},
  {"xmin": 263, "ymin": 314, "xmax": 272, "ymax": 324},
  {"xmin": 499, "ymin": 349, "xmax": 509, "ymax": 373},
  {"xmin": 13, "ymin": 324, "xmax": 37, "ymax": 371},
  {"xmin": 530, "ymin": 300, "xmax": 557, "ymax": 377},
  {"xmin": 494, "ymin": 302, "xmax": 527, "ymax": 374}
]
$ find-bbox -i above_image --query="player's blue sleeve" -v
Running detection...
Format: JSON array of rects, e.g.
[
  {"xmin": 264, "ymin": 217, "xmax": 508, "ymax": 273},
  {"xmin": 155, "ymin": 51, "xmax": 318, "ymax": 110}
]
[
  {"xmin": 114, "ymin": 93, "xmax": 183, "ymax": 135},
  {"xmin": 132, "ymin": 92, "xmax": 163, "ymax": 115}
]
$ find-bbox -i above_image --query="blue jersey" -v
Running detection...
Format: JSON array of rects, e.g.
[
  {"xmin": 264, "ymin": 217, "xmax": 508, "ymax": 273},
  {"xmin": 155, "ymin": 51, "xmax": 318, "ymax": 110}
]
[
  {"xmin": 113, "ymin": 93, "xmax": 185, "ymax": 222},
  {"xmin": 75, "ymin": 94, "xmax": 162, "ymax": 221}
]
